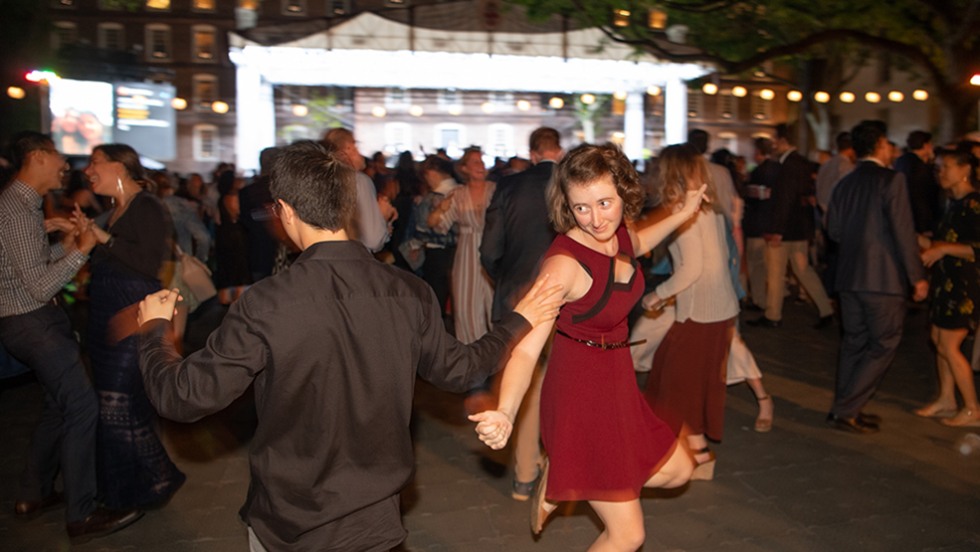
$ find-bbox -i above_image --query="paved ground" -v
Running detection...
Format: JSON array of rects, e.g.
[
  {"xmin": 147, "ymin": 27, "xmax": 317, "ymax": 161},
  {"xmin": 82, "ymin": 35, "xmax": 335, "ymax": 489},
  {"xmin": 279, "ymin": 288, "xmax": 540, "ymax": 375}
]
[{"xmin": 1, "ymin": 300, "xmax": 979, "ymax": 551}]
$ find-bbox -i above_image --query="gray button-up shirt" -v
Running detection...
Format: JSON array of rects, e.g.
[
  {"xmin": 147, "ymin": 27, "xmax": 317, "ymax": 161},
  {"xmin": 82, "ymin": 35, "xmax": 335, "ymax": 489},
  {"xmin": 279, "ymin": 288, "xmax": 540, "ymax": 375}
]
[{"xmin": 0, "ymin": 180, "xmax": 87, "ymax": 317}]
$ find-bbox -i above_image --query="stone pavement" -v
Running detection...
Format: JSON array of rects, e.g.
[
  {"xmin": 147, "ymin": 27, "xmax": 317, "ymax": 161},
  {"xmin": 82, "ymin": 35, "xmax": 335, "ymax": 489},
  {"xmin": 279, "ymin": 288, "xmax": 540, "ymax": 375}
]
[{"xmin": 1, "ymin": 300, "xmax": 978, "ymax": 551}]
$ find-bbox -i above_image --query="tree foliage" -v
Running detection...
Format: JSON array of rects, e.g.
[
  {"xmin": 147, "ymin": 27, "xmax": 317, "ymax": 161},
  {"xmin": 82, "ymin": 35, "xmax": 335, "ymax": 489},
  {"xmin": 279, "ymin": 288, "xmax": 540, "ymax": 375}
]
[{"xmin": 509, "ymin": 0, "xmax": 980, "ymax": 137}]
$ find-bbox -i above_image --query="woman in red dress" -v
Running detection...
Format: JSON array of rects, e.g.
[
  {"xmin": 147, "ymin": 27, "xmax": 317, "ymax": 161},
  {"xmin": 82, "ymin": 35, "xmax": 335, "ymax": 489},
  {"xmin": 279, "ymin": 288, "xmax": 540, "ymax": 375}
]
[{"xmin": 471, "ymin": 144, "xmax": 704, "ymax": 550}]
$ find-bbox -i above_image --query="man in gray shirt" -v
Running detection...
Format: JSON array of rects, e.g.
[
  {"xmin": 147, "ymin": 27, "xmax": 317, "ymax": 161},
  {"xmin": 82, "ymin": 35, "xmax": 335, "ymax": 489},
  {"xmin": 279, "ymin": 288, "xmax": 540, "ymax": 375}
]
[{"xmin": 0, "ymin": 131, "xmax": 141, "ymax": 543}]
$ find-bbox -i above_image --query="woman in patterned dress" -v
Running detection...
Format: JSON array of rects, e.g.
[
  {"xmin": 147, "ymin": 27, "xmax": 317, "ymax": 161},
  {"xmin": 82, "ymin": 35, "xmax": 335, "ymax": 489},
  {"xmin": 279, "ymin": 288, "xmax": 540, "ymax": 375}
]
[
  {"xmin": 914, "ymin": 148, "xmax": 980, "ymax": 426},
  {"xmin": 470, "ymin": 144, "xmax": 705, "ymax": 550}
]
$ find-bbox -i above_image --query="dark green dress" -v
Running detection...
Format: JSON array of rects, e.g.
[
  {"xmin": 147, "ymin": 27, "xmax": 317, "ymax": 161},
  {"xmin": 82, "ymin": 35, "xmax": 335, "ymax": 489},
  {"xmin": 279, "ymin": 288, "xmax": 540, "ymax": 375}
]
[{"xmin": 929, "ymin": 191, "xmax": 980, "ymax": 331}]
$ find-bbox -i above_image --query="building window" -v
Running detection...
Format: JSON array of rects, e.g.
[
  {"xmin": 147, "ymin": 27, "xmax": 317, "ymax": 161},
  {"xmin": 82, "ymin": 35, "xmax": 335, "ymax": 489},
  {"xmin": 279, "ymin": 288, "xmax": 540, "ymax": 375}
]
[
  {"xmin": 145, "ymin": 24, "xmax": 172, "ymax": 61},
  {"xmin": 385, "ymin": 88, "xmax": 410, "ymax": 110},
  {"xmin": 193, "ymin": 25, "xmax": 217, "ymax": 62},
  {"xmin": 687, "ymin": 90, "xmax": 703, "ymax": 119},
  {"xmin": 438, "ymin": 89, "xmax": 461, "ymax": 110},
  {"xmin": 750, "ymin": 93, "xmax": 772, "ymax": 121},
  {"xmin": 385, "ymin": 123, "xmax": 411, "ymax": 154},
  {"xmin": 487, "ymin": 124, "xmax": 514, "ymax": 159},
  {"xmin": 434, "ymin": 123, "xmax": 465, "ymax": 158},
  {"xmin": 329, "ymin": 0, "xmax": 350, "ymax": 15},
  {"xmin": 51, "ymin": 22, "xmax": 78, "ymax": 52},
  {"xmin": 194, "ymin": 124, "xmax": 219, "ymax": 161},
  {"xmin": 718, "ymin": 92, "xmax": 735, "ymax": 120},
  {"xmin": 489, "ymin": 91, "xmax": 514, "ymax": 112},
  {"xmin": 193, "ymin": 0, "xmax": 216, "ymax": 10},
  {"xmin": 282, "ymin": 0, "xmax": 306, "ymax": 15},
  {"xmin": 146, "ymin": 0, "xmax": 170, "ymax": 10},
  {"xmin": 193, "ymin": 74, "xmax": 218, "ymax": 110},
  {"xmin": 98, "ymin": 23, "xmax": 125, "ymax": 51}
]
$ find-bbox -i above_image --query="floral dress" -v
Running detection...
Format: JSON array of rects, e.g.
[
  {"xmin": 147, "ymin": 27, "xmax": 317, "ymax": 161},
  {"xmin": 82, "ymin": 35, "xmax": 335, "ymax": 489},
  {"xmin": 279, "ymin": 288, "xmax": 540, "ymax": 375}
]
[{"xmin": 929, "ymin": 191, "xmax": 980, "ymax": 331}]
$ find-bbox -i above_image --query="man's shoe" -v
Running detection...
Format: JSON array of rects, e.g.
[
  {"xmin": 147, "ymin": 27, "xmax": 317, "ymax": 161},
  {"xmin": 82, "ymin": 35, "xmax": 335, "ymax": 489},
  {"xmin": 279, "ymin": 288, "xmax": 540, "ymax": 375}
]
[
  {"xmin": 14, "ymin": 492, "xmax": 64, "ymax": 518},
  {"xmin": 857, "ymin": 412, "xmax": 882, "ymax": 425},
  {"xmin": 746, "ymin": 316, "xmax": 781, "ymax": 328},
  {"xmin": 67, "ymin": 507, "xmax": 143, "ymax": 545},
  {"xmin": 826, "ymin": 413, "xmax": 879, "ymax": 434},
  {"xmin": 814, "ymin": 315, "xmax": 834, "ymax": 329}
]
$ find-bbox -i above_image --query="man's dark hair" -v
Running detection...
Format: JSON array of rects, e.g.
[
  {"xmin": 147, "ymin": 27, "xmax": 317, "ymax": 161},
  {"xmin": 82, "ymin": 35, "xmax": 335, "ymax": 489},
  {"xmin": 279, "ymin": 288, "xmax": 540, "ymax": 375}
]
[
  {"xmin": 851, "ymin": 121, "xmax": 888, "ymax": 159},
  {"xmin": 835, "ymin": 132, "xmax": 852, "ymax": 152},
  {"xmin": 906, "ymin": 130, "xmax": 932, "ymax": 151},
  {"xmin": 775, "ymin": 123, "xmax": 791, "ymax": 143},
  {"xmin": 8, "ymin": 131, "xmax": 54, "ymax": 171},
  {"xmin": 687, "ymin": 128, "xmax": 709, "ymax": 154},
  {"xmin": 419, "ymin": 154, "xmax": 455, "ymax": 178},
  {"xmin": 529, "ymin": 127, "xmax": 560, "ymax": 153},
  {"xmin": 270, "ymin": 140, "xmax": 355, "ymax": 231},
  {"xmin": 259, "ymin": 147, "xmax": 281, "ymax": 175},
  {"xmin": 754, "ymin": 137, "xmax": 774, "ymax": 156}
]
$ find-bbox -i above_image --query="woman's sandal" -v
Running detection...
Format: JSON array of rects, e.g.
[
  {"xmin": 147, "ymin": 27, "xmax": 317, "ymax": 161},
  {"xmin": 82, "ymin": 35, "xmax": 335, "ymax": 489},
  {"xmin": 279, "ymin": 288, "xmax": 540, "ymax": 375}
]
[
  {"xmin": 754, "ymin": 394, "xmax": 774, "ymax": 433},
  {"xmin": 530, "ymin": 457, "xmax": 556, "ymax": 535},
  {"xmin": 691, "ymin": 447, "xmax": 716, "ymax": 481}
]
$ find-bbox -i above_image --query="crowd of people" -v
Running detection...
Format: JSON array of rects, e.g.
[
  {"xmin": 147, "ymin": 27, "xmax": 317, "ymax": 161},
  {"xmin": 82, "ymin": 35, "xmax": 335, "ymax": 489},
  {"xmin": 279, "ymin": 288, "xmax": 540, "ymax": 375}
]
[{"xmin": 0, "ymin": 118, "xmax": 977, "ymax": 550}]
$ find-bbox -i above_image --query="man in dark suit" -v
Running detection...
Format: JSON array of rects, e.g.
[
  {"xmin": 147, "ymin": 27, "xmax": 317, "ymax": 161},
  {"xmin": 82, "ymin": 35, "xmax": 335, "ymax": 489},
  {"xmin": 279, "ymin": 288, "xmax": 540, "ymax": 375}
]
[
  {"xmin": 239, "ymin": 147, "xmax": 282, "ymax": 282},
  {"xmin": 825, "ymin": 120, "xmax": 929, "ymax": 434},
  {"xmin": 479, "ymin": 126, "xmax": 560, "ymax": 501},
  {"xmin": 893, "ymin": 130, "xmax": 940, "ymax": 236},
  {"xmin": 749, "ymin": 123, "xmax": 834, "ymax": 328}
]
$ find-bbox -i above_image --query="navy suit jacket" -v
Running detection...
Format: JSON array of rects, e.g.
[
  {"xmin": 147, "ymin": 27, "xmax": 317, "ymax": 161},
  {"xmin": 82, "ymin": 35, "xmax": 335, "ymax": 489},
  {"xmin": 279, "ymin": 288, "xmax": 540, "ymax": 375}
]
[
  {"xmin": 826, "ymin": 160, "xmax": 925, "ymax": 296},
  {"xmin": 769, "ymin": 149, "xmax": 815, "ymax": 240},
  {"xmin": 480, "ymin": 161, "xmax": 556, "ymax": 322}
]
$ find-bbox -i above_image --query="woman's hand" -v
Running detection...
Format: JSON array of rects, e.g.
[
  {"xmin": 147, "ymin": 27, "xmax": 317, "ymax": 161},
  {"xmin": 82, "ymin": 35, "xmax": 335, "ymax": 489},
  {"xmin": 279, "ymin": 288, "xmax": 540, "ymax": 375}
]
[
  {"xmin": 677, "ymin": 184, "xmax": 708, "ymax": 218},
  {"xmin": 917, "ymin": 234, "xmax": 932, "ymax": 251},
  {"xmin": 641, "ymin": 291, "xmax": 664, "ymax": 311},
  {"xmin": 137, "ymin": 288, "xmax": 183, "ymax": 326},
  {"xmin": 512, "ymin": 273, "xmax": 564, "ymax": 328},
  {"xmin": 921, "ymin": 243, "xmax": 945, "ymax": 268},
  {"xmin": 468, "ymin": 410, "xmax": 514, "ymax": 450}
]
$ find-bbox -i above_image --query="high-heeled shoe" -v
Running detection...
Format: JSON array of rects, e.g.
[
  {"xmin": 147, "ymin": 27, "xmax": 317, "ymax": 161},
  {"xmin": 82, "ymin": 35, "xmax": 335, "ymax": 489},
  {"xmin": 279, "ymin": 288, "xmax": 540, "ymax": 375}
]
[
  {"xmin": 754, "ymin": 394, "xmax": 774, "ymax": 433},
  {"xmin": 530, "ymin": 457, "xmax": 556, "ymax": 535},
  {"xmin": 691, "ymin": 447, "xmax": 716, "ymax": 481}
]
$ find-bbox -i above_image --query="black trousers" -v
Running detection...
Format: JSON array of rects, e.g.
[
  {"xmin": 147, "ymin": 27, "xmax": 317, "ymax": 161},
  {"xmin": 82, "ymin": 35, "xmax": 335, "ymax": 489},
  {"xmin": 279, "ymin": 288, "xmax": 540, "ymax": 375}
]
[
  {"xmin": 0, "ymin": 304, "xmax": 98, "ymax": 523},
  {"xmin": 832, "ymin": 292, "xmax": 907, "ymax": 418}
]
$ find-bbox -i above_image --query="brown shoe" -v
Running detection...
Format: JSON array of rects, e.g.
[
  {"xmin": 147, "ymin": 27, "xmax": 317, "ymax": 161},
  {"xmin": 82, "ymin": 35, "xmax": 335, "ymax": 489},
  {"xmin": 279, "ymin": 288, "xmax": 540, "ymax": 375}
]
[
  {"xmin": 67, "ymin": 507, "xmax": 143, "ymax": 544},
  {"xmin": 14, "ymin": 492, "xmax": 64, "ymax": 518}
]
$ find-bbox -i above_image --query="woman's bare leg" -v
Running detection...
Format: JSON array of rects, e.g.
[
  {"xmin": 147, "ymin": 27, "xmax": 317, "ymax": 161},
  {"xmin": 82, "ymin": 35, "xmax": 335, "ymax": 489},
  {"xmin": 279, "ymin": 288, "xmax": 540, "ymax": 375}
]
[
  {"xmin": 643, "ymin": 442, "xmax": 693, "ymax": 489},
  {"xmin": 915, "ymin": 326, "xmax": 959, "ymax": 417},
  {"xmin": 937, "ymin": 327, "xmax": 980, "ymax": 426},
  {"xmin": 588, "ymin": 499, "xmax": 646, "ymax": 552}
]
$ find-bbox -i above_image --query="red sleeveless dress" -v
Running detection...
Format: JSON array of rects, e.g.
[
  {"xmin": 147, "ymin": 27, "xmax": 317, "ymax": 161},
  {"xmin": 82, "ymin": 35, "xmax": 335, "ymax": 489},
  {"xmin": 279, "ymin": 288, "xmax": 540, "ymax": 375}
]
[{"xmin": 540, "ymin": 224, "xmax": 677, "ymax": 502}]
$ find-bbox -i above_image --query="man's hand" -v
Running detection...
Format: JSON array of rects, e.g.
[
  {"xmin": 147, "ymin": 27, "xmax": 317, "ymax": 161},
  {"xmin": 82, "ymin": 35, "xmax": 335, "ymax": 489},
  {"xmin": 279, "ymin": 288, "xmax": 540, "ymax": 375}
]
[
  {"xmin": 512, "ymin": 273, "xmax": 564, "ymax": 328},
  {"xmin": 138, "ymin": 288, "xmax": 183, "ymax": 326},
  {"xmin": 912, "ymin": 279, "xmax": 929, "ymax": 302}
]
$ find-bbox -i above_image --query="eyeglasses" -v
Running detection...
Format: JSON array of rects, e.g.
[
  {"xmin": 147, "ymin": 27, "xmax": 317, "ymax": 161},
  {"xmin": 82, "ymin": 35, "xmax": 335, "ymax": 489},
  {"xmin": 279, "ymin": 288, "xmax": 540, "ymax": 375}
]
[{"xmin": 271, "ymin": 199, "xmax": 283, "ymax": 218}]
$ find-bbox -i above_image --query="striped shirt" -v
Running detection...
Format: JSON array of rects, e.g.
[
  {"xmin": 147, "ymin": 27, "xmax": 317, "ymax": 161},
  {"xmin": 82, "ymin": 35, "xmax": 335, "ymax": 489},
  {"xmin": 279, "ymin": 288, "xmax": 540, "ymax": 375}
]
[{"xmin": 0, "ymin": 180, "xmax": 88, "ymax": 317}]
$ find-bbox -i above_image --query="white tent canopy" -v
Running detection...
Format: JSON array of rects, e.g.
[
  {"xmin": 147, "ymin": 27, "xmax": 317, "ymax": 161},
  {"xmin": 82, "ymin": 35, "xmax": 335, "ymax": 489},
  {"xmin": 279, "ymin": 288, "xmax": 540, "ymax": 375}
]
[{"xmin": 230, "ymin": 12, "xmax": 710, "ymax": 171}]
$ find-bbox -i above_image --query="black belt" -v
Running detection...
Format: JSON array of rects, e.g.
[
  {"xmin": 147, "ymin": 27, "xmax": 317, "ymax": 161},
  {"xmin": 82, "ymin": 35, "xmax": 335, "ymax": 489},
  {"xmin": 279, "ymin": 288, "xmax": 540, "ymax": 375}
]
[{"xmin": 555, "ymin": 328, "xmax": 646, "ymax": 350}]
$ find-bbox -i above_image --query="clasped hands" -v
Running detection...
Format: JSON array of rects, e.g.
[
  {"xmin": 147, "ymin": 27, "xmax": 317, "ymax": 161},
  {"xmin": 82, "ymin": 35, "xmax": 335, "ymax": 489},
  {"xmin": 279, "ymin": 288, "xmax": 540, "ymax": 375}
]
[
  {"xmin": 469, "ymin": 410, "xmax": 514, "ymax": 450},
  {"xmin": 44, "ymin": 204, "xmax": 101, "ymax": 253}
]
